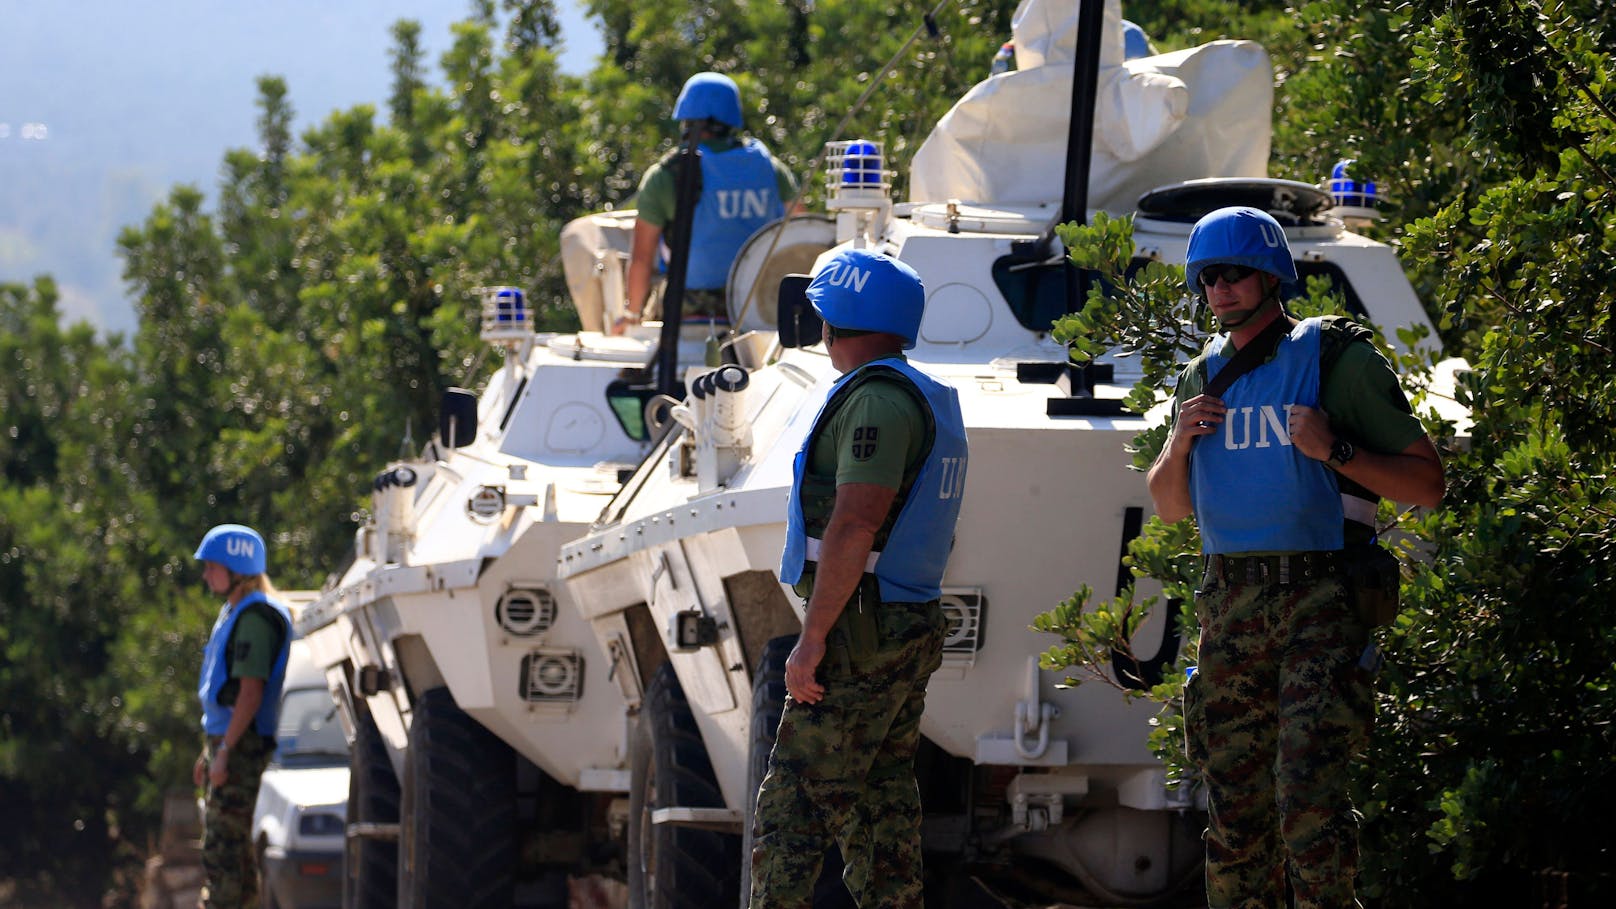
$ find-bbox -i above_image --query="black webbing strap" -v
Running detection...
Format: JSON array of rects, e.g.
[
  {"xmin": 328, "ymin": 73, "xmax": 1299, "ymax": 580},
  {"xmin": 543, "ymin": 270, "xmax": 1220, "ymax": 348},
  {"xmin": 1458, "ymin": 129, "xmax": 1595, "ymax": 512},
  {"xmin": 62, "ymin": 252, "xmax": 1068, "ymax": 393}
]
[{"xmin": 1203, "ymin": 315, "xmax": 1292, "ymax": 398}]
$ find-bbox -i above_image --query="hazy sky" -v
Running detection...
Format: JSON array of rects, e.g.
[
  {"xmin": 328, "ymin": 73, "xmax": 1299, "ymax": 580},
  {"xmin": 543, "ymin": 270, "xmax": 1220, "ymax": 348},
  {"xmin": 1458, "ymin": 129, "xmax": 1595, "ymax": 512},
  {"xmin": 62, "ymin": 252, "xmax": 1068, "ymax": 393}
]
[{"xmin": 0, "ymin": 1, "xmax": 602, "ymax": 334}]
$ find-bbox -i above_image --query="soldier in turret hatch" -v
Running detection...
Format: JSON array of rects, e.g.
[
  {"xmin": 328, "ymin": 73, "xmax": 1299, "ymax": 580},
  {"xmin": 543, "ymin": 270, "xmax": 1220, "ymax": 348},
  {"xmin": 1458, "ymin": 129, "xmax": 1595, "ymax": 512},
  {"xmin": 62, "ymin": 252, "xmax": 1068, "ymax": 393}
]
[{"xmin": 610, "ymin": 72, "xmax": 797, "ymax": 336}]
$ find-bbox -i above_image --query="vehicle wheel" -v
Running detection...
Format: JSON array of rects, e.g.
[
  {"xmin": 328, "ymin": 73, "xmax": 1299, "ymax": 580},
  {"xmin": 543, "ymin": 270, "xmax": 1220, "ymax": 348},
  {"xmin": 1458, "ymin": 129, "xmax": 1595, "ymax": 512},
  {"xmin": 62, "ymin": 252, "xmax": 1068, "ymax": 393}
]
[
  {"xmin": 345, "ymin": 706, "xmax": 399, "ymax": 909},
  {"xmin": 398, "ymin": 687, "xmax": 517, "ymax": 909},
  {"xmin": 257, "ymin": 838, "xmax": 280, "ymax": 909},
  {"xmin": 739, "ymin": 634, "xmax": 856, "ymax": 909},
  {"xmin": 628, "ymin": 663, "xmax": 739, "ymax": 909}
]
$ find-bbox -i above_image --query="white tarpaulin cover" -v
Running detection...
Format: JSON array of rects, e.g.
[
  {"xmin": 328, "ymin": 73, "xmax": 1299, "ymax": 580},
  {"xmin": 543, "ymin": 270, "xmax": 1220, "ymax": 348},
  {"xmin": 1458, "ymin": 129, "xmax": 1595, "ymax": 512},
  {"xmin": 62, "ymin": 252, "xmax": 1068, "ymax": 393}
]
[{"xmin": 909, "ymin": 0, "xmax": 1274, "ymax": 213}]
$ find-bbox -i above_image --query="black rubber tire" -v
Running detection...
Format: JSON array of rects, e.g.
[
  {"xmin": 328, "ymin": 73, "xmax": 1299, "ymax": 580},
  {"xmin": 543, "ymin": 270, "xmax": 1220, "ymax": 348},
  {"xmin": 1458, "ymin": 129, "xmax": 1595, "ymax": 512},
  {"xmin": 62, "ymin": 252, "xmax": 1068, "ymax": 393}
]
[
  {"xmin": 256, "ymin": 838, "xmax": 280, "ymax": 909},
  {"xmin": 628, "ymin": 663, "xmax": 739, "ymax": 909},
  {"xmin": 739, "ymin": 634, "xmax": 857, "ymax": 909},
  {"xmin": 345, "ymin": 705, "xmax": 400, "ymax": 909},
  {"xmin": 397, "ymin": 687, "xmax": 517, "ymax": 909}
]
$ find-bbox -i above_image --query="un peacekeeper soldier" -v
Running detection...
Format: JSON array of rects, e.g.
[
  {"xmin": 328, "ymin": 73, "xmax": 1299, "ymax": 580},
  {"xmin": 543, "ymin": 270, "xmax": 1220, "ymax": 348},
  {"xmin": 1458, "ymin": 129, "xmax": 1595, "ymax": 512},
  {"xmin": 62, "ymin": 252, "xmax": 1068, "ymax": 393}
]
[
  {"xmin": 751, "ymin": 249, "xmax": 968, "ymax": 908},
  {"xmin": 1148, "ymin": 206, "xmax": 1445, "ymax": 908},
  {"xmin": 192, "ymin": 523, "xmax": 293, "ymax": 909},
  {"xmin": 611, "ymin": 72, "xmax": 797, "ymax": 335}
]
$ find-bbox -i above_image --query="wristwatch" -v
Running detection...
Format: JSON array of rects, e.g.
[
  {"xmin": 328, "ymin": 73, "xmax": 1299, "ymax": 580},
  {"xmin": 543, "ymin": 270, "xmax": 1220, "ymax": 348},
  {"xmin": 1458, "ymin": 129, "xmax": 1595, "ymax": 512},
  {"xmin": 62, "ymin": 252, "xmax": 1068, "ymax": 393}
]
[{"xmin": 1329, "ymin": 437, "xmax": 1356, "ymax": 467}]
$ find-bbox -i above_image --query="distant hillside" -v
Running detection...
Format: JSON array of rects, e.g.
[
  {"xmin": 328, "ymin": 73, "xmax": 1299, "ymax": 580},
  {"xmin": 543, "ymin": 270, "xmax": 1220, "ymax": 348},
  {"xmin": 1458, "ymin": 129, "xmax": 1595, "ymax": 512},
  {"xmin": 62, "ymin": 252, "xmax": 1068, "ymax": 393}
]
[{"xmin": 0, "ymin": 0, "xmax": 597, "ymax": 336}]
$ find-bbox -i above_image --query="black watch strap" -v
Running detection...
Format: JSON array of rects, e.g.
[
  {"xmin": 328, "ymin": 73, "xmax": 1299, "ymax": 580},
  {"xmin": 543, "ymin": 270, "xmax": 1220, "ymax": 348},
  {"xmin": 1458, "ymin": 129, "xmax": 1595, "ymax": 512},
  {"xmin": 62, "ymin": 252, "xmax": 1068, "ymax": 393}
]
[{"xmin": 1330, "ymin": 437, "xmax": 1356, "ymax": 466}]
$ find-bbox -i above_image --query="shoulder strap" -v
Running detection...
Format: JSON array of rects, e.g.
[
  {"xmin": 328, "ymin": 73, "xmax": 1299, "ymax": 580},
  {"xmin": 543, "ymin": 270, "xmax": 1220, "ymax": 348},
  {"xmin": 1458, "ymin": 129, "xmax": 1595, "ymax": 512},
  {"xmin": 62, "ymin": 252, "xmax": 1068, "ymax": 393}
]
[
  {"xmin": 1317, "ymin": 313, "xmax": 1376, "ymax": 379},
  {"xmin": 1203, "ymin": 315, "xmax": 1290, "ymax": 398},
  {"xmin": 658, "ymin": 146, "xmax": 704, "ymax": 201}
]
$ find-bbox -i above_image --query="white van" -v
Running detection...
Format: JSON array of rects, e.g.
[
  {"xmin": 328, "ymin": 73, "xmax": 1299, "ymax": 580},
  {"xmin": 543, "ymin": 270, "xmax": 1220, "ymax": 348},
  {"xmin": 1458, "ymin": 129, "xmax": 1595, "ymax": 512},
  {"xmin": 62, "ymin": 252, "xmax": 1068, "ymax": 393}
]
[{"xmin": 252, "ymin": 632, "xmax": 348, "ymax": 909}]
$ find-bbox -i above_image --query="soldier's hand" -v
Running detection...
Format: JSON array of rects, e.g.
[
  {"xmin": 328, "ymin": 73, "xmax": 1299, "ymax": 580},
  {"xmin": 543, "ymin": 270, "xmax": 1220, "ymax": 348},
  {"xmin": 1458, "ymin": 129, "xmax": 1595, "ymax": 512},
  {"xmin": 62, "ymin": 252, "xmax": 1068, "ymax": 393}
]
[
  {"xmin": 1286, "ymin": 405, "xmax": 1333, "ymax": 461},
  {"xmin": 209, "ymin": 748, "xmax": 230, "ymax": 789},
  {"xmin": 785, "ymin": 637, "xmax": 827, "ymax": 705},
  {"xmin": 1170, "ymin": 394, "xmax": 1225, "ymax": 454}
]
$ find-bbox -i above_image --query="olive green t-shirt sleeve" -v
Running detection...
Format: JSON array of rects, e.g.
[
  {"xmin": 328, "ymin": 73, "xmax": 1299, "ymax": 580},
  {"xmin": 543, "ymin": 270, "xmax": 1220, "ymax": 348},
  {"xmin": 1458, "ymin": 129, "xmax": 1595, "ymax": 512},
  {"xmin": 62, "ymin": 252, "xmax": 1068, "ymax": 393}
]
[
  {"xmin": 812, "ymin": 381, "xmax": 927, "ymax": 489},
  {"xmin": 229, "ymin": 609, "xmax": 281, "ymax": 680},
  {"xmin": 637, "ymin": 161, "xmax": 676, "ymax": 228},
  {"xmin": 1321, "ymin": 341, "xmax": 1427, "ymax": 454}
]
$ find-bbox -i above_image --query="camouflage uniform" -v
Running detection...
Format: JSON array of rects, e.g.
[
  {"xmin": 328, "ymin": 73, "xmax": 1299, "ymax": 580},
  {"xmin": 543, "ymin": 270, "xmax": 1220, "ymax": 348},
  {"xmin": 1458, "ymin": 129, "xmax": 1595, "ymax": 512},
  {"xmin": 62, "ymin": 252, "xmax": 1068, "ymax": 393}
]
[
  {"xmin": 754, "ymin": 365, "xmax": 959, "ymax": 909},
  {"xmin": 1185, "ymin": 563, "xmax": 1373, "ymax": 908},
  {"xmin": 200, "ymin": 728, "xmax": 274, "ymax": 908},
  {"xmin": 1173, "ymin": 320, "xmax": 1427, "ymax": 908},
  {"xmin": 750, "ymin": 597, "xmax": 946, "ymax": 908}
]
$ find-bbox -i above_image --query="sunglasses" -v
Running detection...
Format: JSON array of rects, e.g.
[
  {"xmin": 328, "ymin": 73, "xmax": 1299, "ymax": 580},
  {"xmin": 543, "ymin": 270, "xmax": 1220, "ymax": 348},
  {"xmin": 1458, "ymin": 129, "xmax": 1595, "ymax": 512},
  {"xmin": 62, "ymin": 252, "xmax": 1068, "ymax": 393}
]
[{"xmin": 1196, "ymin": 264, "xmax": 1258, "ymax": 288}]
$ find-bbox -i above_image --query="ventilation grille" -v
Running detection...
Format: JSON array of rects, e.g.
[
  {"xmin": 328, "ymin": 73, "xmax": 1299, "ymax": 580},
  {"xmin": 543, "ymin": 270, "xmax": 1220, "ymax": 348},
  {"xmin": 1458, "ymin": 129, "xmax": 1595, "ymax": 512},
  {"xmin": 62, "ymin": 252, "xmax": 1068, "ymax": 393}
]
[
  {"xmin": 939, "ymin": 590, "xmax": 986, "ymax": 672},
  {"xmin": 497, "ymin": 588, "xmax": 557, "ymax": 636},
  {"xmin": 520, "ymin": 650, "xmax": 583, "ymax": 704}
]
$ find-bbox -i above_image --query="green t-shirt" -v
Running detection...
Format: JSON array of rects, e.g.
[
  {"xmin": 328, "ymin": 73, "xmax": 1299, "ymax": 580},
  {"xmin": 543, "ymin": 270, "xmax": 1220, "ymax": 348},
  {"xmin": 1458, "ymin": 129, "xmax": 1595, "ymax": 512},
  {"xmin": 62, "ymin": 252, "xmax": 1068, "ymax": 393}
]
[
  {"xmin": 229, "ymin": 607, "xmax": 281, "ymax": 680},
  {"xmin": 793, "ymin": 372, "xmax": 928, "ymax": 600},
  {"xmin": 1172, "ymin": 327, "xmax": 1426, "ymax": 455},
  {"xmin": 809, "ymin": 376, "xmax": 927, "ymax": 491},
  {"xmin": 635, "ymin": 138, "xmax": 798, "ymax": 229}
]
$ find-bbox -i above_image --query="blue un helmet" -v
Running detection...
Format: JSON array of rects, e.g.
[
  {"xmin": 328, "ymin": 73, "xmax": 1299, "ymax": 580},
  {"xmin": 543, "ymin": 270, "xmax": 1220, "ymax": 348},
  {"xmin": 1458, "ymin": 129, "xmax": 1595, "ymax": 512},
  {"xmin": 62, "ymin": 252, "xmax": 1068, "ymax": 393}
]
[
  {"xmin": 806, "ymin": 248, "xmax": 925, "ymax": 349},
  {"xmin": 194, "ymin": 523, "xmax": 267, "ymax": 576},
  {"xmin": 672, "ymin": 72, "xmax": 744, "ymax": 128},
  {"xmin": 1184, "ymin": 206, "xmax": 1299, "ymax": 293}
]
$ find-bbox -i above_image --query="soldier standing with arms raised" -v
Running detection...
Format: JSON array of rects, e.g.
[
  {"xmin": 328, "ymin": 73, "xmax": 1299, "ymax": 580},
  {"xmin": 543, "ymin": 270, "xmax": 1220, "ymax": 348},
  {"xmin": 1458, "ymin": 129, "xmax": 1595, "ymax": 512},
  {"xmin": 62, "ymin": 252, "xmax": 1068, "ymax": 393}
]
[
  {"xmin": 1148, "ymin": 207, "xmax": 1444, "ymax": 907},
  {"xmin": 751, "ymin": 249, "xmax": 968, "ymax": 908},
  {"xmin": 192, "ymin": 524, "xmax": 293, "ymax": 908}
]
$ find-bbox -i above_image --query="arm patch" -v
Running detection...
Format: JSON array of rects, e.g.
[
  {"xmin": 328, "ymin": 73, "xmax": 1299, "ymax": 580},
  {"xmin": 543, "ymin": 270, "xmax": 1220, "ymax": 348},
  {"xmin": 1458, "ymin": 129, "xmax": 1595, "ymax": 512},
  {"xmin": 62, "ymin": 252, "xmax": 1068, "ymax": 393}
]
[{"xmin": 851, "ymin": 426, "xmax": 879, "ymax": 461}]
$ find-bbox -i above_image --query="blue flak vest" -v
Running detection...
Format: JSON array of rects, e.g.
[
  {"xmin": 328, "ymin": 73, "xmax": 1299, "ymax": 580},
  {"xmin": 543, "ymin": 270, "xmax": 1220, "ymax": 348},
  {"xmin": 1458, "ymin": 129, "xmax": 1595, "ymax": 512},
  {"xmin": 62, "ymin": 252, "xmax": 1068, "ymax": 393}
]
[
  {"xmin": 680, "ymin": 138, "xmax": 785, "ymax": 291},
  {"xmin": 198, "ymin": 591, "xmax": 293, "ymax": 737},
  {"xmin": 1189, "ymin": 318, "xmax": 1345, "ymax": 554},
  {"xmin": 780, "ymin": 357, "xmax": 970, "ymax": 603}
]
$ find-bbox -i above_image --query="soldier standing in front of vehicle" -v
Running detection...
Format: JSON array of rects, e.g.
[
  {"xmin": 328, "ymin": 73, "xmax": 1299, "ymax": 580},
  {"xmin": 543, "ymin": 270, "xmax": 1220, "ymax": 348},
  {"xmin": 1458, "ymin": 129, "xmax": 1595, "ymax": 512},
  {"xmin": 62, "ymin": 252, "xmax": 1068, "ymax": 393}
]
[
  {"xmin": 192, "ymin": 523, "xmax": 293, "ymax": 909},
  {"xmin": 751, "ymin": 249, "xmax": 968, "ymax": 908},
  {"xmin": 610, "ymin": 71, "xmax": 797, "ymax": 335},
  {"xmin": 1148, "ymin": 206, "xmax": 1445, "ymax": 907}
]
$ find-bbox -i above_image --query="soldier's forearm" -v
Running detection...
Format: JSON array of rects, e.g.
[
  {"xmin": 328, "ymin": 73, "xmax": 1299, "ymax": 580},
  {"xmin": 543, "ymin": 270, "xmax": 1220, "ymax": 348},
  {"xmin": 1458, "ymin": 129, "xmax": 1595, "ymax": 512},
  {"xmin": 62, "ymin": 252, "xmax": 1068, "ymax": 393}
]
[
  {"xmin": 803, "ymin": 524, "xmax": 879, "ymax": 643},
  {"xmin": 223, "ymin": 677, "xmax": 265, "ymax": 748}
]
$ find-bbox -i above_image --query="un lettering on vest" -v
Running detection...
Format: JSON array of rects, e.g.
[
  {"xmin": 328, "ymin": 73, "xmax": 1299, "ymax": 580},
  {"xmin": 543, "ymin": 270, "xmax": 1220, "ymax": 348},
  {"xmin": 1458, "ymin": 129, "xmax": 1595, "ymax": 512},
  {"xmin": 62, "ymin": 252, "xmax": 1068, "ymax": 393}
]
[
  {"xmin": 715, "ymin": 188, "xmax": 774, "ymax": 220},
  {"xmin": 936, "ymin": 456, "xmax": 967, "ymax": 500},
  {"xmin": 227, "ymin": 538, "xmax": 257, "ymax": 558},
  {"xmin": 1222, "ymin": 404, "xmax": 1295, "ymax": 450}
]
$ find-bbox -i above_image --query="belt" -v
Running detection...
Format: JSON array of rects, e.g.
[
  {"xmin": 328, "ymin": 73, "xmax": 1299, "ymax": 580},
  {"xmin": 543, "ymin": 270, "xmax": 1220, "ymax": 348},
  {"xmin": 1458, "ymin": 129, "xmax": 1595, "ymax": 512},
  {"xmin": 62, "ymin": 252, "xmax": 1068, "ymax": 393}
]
[
  {"xmin": 805, "ymin": 537, "xmax": 881, "ymax": 573},
  {"xmin": 1208, "ymin": 550, "xmax": 1345, "ymax": 586}
]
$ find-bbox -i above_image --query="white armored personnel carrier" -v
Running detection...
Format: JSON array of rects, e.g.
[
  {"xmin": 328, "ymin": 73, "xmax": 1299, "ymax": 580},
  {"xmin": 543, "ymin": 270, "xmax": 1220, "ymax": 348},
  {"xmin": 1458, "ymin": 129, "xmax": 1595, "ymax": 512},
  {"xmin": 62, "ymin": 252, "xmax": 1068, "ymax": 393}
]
[
  {"xmin": 290, "ymin": 231, "xmax": 841, "ymax": 906},
  {"xmin": 557, "ymin": 1, "xmax": 1467, "ymax": 907}
]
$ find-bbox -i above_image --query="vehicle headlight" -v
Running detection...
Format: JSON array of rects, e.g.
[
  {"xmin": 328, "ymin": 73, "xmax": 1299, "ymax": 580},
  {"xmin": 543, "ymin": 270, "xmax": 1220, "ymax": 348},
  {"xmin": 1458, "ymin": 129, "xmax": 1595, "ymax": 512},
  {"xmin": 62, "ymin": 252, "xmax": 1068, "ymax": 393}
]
[{"xmin": 298, "ymin": 811, "xmax": 345, "ymax": 837}]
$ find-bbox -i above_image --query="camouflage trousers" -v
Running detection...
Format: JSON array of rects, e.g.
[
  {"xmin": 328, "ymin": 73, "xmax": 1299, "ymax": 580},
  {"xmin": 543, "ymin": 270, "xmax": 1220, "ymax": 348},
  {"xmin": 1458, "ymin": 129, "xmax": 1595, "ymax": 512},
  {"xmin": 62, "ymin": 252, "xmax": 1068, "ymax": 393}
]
[
  {"xmin": 200, "ymin": 729, "xmax": 273, "ymax": 909},
  {"xmin": 1184, "ymin": 562, "xmax": 1374, "ymax": 909},
  {"xmin": 750, "ymin": 600, "xmax": 946, "ymax": 909}
]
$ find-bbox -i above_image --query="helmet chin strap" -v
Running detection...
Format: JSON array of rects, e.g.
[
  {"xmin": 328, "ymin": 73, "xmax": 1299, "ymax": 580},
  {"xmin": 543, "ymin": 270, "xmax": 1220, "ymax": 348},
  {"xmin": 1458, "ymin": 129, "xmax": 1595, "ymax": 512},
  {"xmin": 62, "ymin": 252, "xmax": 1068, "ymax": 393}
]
[{"xmin": 1213, "ymin": 283, "xmax": 1283, "ymax": 330}]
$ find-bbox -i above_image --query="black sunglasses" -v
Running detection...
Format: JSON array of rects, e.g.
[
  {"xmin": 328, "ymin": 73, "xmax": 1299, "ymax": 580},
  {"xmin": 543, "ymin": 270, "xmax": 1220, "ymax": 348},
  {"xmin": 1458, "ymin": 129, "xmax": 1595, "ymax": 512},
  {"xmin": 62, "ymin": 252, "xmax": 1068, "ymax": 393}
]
[{"xmin": 1196, "ymin": 264, "xmax": 1258, "ymax": 288}]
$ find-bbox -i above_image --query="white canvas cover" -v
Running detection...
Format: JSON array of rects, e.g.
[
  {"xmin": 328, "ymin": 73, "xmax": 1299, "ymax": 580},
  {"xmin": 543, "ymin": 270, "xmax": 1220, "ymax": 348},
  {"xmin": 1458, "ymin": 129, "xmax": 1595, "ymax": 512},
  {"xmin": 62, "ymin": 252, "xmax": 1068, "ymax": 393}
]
[{"xmin": 909, "ymin": 0, "xmax": 1274, "ymax": 213}]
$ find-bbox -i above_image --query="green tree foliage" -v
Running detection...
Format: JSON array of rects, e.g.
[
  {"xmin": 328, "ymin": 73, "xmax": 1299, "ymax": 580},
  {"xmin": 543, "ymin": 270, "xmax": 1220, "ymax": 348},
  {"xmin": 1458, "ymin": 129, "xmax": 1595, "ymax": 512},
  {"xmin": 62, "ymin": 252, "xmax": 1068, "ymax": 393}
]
[
  {"xmin": 2, "ymin": 4, "xmax": 1020, "ymax": 900},
  {"xmin": 0, "ymin": 278, "xmax": 184, "ymax": 904},
  {"xmin": 1036, "ymin": 2, "xmax": 1616, "ymax": 903},
  {"xmin": 9, "ymin": 0, "xmax": 1610, "ymax": 902}
]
